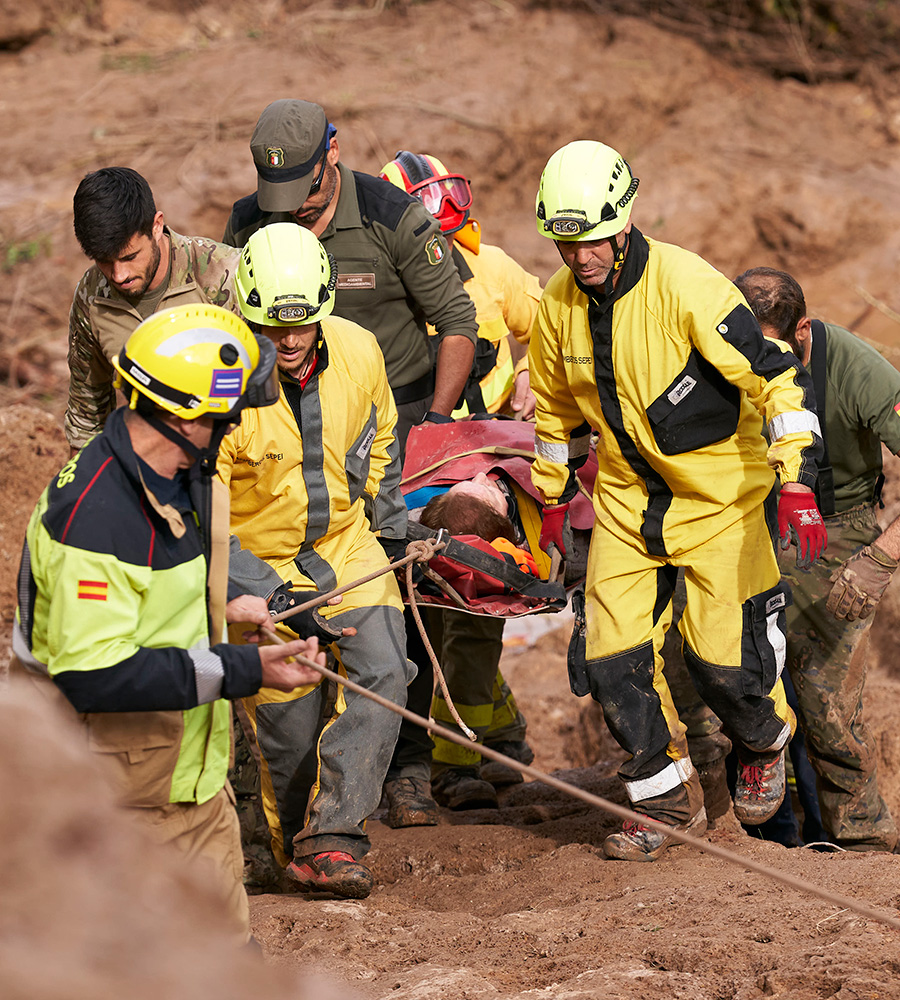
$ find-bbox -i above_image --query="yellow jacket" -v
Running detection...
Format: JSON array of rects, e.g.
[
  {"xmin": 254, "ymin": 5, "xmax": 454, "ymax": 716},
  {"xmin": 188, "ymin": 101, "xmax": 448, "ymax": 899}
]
[
  {"xmin": 446, "ymin": 221, "xmax": 542, "ymax": 416},
  {"xmin": 529, "ymin": 229, "xmax": 822, "ymax": 558},
  {"xmin": 218, "ymin": 315, "xmax": 406, "ymax": 613}
]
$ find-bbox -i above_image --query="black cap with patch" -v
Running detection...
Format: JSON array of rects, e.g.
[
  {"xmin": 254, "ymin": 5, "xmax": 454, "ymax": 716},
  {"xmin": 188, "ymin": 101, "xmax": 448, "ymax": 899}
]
[{"xmin": 251, "ymin": 99, "xmax": 329, "ymax": 213}]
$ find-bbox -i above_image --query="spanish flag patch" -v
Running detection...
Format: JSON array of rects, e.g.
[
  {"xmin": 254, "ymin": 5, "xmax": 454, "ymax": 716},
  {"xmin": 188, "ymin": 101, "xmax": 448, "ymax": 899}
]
[
  {"xmin": 78, "ymin": 579, "xmax": 108, "ymax": 601},
  {"xmin": 894, "ymin": 400, "xmax": 900, "ymax": 414}
]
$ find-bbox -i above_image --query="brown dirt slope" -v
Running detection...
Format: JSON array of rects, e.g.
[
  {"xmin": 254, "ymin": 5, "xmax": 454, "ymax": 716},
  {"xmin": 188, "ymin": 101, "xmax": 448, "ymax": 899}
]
[{"xmin": 4, "ymin": 3, "xmax": 900, "ymax": 998}]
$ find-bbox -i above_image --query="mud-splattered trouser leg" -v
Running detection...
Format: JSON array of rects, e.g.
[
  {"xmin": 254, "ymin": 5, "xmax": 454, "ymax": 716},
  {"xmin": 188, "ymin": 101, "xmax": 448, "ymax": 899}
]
[
  {"xmin": 660, "ymin": 573, "xmax": 733, "ymax": 820},
  {"xmin": 579, "ymin": 505, "xmax": 794, "ymax": 824},
  {"xmin": 428, "ymin": 608, "xmax": 527, "ymax": 772},
  {"xmin": 386, "ymin": 607, "xmax": 438, "ymax": 784},
  {"xmin": 662, "ymin": 574, "xmax": 725, "ymax": 748},
  {"xmin": 243, "ymin": 603, "xmax": 412, "ymax": 866},
  {"xmin": 782, "ymin": 503, "xmax": 898, "ymax": 852},
  {"xmin": 229, "ymin": 706, "xmax": 286, "ymax": 890}
]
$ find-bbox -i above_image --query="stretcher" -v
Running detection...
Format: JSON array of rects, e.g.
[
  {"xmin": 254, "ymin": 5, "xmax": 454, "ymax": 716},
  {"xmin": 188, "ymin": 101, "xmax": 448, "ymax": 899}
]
[{"xmin": 399, "ymin": 419, "xmax": 596, "ymax": 617}]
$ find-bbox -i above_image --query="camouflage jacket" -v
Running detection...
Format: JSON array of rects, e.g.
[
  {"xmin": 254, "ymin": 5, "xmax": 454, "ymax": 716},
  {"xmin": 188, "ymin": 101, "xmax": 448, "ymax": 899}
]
[{"xmin": 65, "ymin": 228, "xmax": 240, "ymax": 449}]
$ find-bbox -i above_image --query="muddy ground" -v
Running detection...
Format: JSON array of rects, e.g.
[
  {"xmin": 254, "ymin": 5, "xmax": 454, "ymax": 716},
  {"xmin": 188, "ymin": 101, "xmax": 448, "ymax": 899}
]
[{"xmin": 4, "ymin": 2, "xmax": 900, "ymax": 998}]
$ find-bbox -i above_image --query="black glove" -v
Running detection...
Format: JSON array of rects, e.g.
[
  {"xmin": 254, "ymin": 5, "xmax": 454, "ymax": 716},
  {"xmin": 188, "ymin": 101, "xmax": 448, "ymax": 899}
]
[
  {"xmin": 378, "ymin": 536, "xmax": 409, "ymax": 562},
  {"xmin": 268, "ymin": 583, "xmax": 344, "ymax": 643},
  {"xmin": 378, "ymin": 535, "xmax": 425, "ymax": 584}
]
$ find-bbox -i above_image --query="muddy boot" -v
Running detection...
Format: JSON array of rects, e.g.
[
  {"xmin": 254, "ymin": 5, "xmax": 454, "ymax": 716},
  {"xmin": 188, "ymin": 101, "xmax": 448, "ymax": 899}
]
[
  {"xmin": 603, "ymin": 769, "xmax": 707, "ymax": 862},
  {"xmin": 734, "ymin": 748, "xmax": 786, "ymax": 824},
  {"xmin": 287, "ymin": 851, "xmax": 374, "ymax": 899},
  {"xmin": 384, "ymin": 775, "xmax": 439, "ymax": 828},
  {"xmin": 432, "ymin": 766, "xmax": 498, "ymax": 810},
  {"xmin": 480, "ymin": 739, "xmax": 535, "ymax": 788}
]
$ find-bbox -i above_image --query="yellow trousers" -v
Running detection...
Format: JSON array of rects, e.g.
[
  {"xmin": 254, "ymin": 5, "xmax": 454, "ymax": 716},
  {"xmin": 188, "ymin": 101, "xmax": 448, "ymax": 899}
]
[{"xmin": 581, "ymin": 501, "xmax": 795, "ymax": 805}]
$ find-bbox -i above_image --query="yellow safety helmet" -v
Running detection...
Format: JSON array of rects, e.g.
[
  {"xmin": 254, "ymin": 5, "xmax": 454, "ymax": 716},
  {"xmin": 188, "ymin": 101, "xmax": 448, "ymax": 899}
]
[
  {"xmin": 236, "ymin": 222, "xmax": 337, "ymax": 327},
  {"xmin": 112, "ymin": 303, "xmax": 278, "ymax": 420},
  {"xmin": 536, "ymin": 140, "xmax": 639, "ymax": 241}
]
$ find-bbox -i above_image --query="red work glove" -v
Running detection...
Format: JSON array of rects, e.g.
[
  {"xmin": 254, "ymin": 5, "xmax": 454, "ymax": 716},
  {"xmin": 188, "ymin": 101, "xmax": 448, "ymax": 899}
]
[
  {"xmin": 777, "ymin": 488, "xmax": 827, "ymax": 569},
  {"xmin": 539, "ymin": 502, "xmax": 573, "ymax": 557}
]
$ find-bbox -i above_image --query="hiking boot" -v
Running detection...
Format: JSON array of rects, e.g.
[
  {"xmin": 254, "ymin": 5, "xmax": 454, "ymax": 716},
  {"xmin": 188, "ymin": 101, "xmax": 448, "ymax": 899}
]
[
  {"xmin": 603, "ymin": 806, "xmax": 708, "ymax": 862},
  {"xmin": 431, "ymin": 766, "xmax": 499, "ymax": 810},
  {"xmin": 480, "ymin": 739, "xmax": 535, "ymax": 788},
  {"xmin": 384, "ymin": 776, "xmax": 439, "ymax": 828},
  {"xmin": 287, "ymin": 851, "xmax": 373, "ymax": 899},
  {"xmin": 734, "ymin": 749, "xmax": 786, "ymax": 824}
]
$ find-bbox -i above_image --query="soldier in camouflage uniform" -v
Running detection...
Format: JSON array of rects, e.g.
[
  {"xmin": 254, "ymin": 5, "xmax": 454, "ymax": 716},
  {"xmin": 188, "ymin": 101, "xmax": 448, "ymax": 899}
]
[
  {"xmin": 66, "ymin": 166, "xmax": 241, "ymax": 451},
  {"xmin": 737, "ymin": 267, "xmax": 900, "ymax": 852},
  {"xmin": 66, "ymin": 166, "xmax": 278, "ymax": 883}
]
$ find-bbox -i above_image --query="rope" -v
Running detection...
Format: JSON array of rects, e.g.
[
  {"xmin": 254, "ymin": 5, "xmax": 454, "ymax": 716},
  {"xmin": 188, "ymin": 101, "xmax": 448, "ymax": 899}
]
[
  {"xmin": 258, "ymin": 634, "xmax": 900, "ymax": 932},
  {"xmin": 267, "ymin": 537, "xmax": 476, "ymax": 742},
  {"xmin": 404, "ymin": 559, "xmax": 477, "ymax": 742},
  {"xmin": 269, "ymin": 537, "xmax": 444, "ymax": 622}
]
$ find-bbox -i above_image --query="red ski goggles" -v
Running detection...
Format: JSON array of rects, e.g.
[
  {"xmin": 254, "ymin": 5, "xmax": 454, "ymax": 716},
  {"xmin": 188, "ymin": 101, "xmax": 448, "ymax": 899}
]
[{"xmin": 408, "ymin": 173, "xmax": 473, "ymax": 233}]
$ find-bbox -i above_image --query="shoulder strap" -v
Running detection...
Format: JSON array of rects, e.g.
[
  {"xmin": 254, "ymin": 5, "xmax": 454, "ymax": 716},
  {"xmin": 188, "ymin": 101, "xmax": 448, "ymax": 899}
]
[
  {"xmin": 207, "ymin": 478, "xmax": 231, "ymax": 645},
  {"xmin": 809, "ymin": 319, "xmax": 835, "ymax": 516}
]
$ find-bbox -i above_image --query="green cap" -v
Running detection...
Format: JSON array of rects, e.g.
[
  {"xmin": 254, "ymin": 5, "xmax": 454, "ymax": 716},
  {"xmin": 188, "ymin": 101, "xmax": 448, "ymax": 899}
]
[{"xmin": 251, "ymin": 99, "xmax": 329, "ymax": 213}]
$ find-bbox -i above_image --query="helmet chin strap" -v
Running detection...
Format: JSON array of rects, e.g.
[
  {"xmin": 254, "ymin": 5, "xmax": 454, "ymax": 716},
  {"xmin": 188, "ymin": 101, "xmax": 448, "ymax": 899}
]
[
  {"xmin": 142, "ymin": 412, "xmax": 231, "ymax": 477},
  {"xmin": 556, "ymin": 228, "xmax": 631, "ymax": 299},
  {"xmin": 603, "ymin": 230, "xmax": 630, "ymax": 297}
]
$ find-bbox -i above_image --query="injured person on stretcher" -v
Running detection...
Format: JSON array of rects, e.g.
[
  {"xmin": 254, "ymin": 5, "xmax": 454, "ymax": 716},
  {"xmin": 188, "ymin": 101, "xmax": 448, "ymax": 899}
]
[
  {"xmin": 401, "ymin": 418, "xmax": 593, "ymax": 600},
  {"xmin": 388, "ymin": 418, "xmax": 592, "ymax": 813}
]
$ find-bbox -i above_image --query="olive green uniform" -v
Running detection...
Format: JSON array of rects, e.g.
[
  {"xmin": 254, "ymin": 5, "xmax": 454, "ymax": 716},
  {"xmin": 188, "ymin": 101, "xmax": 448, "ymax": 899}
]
[
  {"xmin": 782, "ymin": 321, "xmax": 900, "ymax": 851},
  {"xmin": 66, "ymin": 228, "xmax": 240, "ymax": 449}
]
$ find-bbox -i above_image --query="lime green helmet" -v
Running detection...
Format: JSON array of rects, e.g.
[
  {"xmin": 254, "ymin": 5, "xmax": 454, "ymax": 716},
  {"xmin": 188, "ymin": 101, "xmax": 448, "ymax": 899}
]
[
  {"xmin": 236, "ymin": 222, "xmax": 338, "ymax": 327},
  {"xmin": 536, "ymin": 140, "xmax": 639, "ymax": 242}
]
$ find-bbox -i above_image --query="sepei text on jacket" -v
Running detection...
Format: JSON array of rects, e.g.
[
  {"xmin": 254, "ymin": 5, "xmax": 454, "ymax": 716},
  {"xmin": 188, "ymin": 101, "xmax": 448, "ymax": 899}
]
[{"xmin": 219, "ymin": 315, "xmax": 407, "ymax": 609}]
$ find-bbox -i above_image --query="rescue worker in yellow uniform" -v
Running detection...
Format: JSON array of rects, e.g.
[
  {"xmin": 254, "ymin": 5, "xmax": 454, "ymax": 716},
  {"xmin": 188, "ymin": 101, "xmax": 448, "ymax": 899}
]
[
  {"xmin": 380, "ymin": 152, "xmax": 543, "ymax": 811},
  {"xmin": 12, "ymin": 304, "xmax": 325, "ymax": 945},
  {"xmin": 218, "ymin": 223, "xmax": 413, "ymax": 898},
  {"xmin": 530, "ymin": 141, "xmax": 828, "ymax": 861}
]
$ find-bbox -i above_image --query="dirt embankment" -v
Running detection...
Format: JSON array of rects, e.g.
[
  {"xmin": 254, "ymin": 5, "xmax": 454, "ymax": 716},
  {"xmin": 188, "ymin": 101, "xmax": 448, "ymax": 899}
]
[{"xmin": 5, "ymin": 3, "xmax": 900, "ymax": 998}]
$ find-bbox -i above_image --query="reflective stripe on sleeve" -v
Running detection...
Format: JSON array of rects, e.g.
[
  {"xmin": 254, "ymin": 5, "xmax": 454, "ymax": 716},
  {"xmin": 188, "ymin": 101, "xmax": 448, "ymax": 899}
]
[
  {"xmin": 535, "ymin": 437, "xmax": 570, "ymax": 464},
  {"xmin": 623, "ymin": 757, "xmax": 695, "ymax": 804},
  {"xmin": 768, "ymin": 410, "xmax": 821, "ymax": 442},
  {"xmin": 189, "ymin": 647, "xmax": 225, "ymax": 704},
  {"xmin": 766, "ymin": 608, "xmax": 787, "ymax": 682}
]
